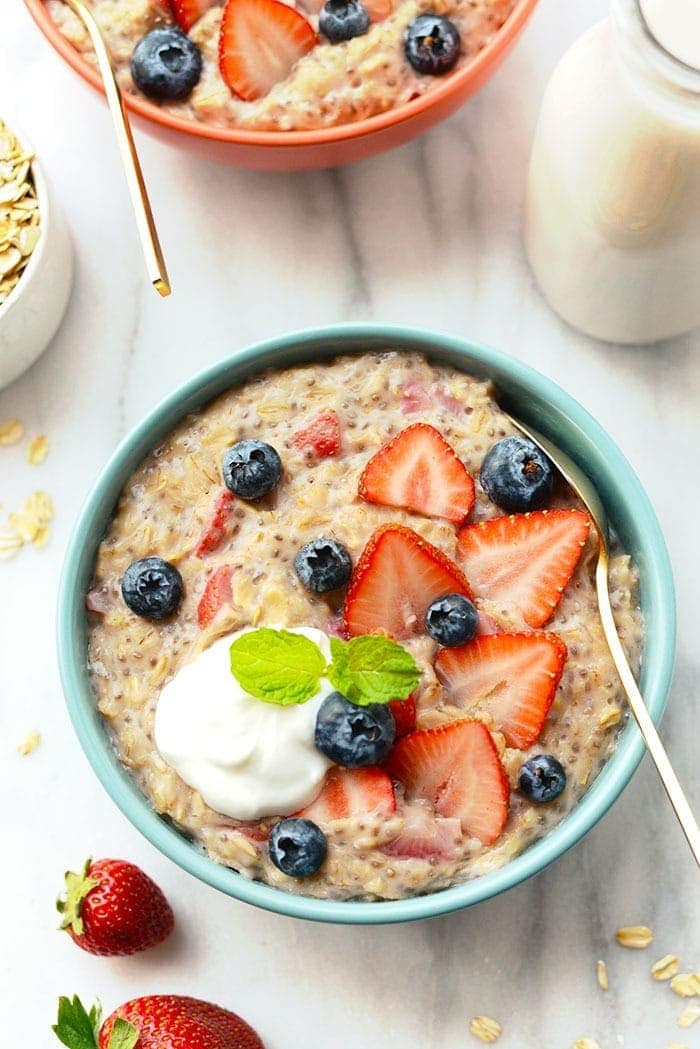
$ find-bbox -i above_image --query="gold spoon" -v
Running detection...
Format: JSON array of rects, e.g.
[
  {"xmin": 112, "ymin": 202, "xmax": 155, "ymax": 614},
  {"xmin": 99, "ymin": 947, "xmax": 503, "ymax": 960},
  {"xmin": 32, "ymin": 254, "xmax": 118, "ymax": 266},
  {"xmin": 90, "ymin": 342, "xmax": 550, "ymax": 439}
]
[
  {"xmin": 56, "ymin": 0, "xmax": 171, "ymax": 296},
  {"xmin": 501, "ymin": 409, "xmax": 699, "ymax": 868}
]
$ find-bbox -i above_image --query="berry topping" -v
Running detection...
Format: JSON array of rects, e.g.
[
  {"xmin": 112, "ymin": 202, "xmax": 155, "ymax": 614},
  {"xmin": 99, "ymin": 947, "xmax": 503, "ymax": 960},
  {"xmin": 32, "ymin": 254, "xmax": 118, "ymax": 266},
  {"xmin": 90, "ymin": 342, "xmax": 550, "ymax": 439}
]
[
  {"xmin": 385, "ymin": 720, "xmax": 509, "ymax": 845},
  {"xmin": 457, "ymin": 509, "xmax": 590, "ymax": 628},
  {"xmin": 194, "ymin": 489, "xmax": 235, "ymax": 558},
  {"xmin": 197, "ymin": 564, "xmax": 233, "ymax": 628},
  {"xmin": 219, "ymin": 0, "xmax": 318, "ymax": 101},
  {"xmin": 315, "ymin": 691, "xmax": 396, "ymax": 767},
  {"xmin": 296, "ymin": 765, "xmax": 396, "ymax": 822},
  {"xmin": 53, "ymin": 993, "xmax": 264, "ymax": 1049},
  {"xmin": 389, "ymin": 692, "xmax": 417, "ymax": 738},
  {"xmin": 130, "ymin": 27, "xmax": 202, "ymax": 101},
  {"xmin": 56, "ymin": 859, "xmax": 173, "ymax": 957},
  {"xmin": 319, "ymin": 0, "xmax": 370, "ymax": 42},
  {"xmin": 121, "ymin": 557, "xmax": 183, "ymax": 620},
  {"xmin": 425, "ymin": 593, "xmax": 479, "ymax": 647},
  {"xmin": 343, "ymin": 524, "xmax": 471, "ymax": 640},
  {"xmin": 480, "ymin": 436, "xmax": 555, "ymax": 513},
  {"xmin": 269, "ymin": 818, "xmax": 327, "ymax": 877},
  {"xmin": 294, "ymin": 537, "xmax": 352, "ymax": 593},
  {"xmin": 292, "ymin": 408, "xmax": 342, "ymax": 458},
  {"xmin": 222, "ymin": 439, "xmax": 282, "ymax": 500},
  {"xmin": 518, "ymin": 754, "xmax": 567, "ymax": 803},
  {"xmin": 383, "ymin": 807, "xmax": 462, "ymax": 861},
  {"xmin": 362, "ymin": 0, "xmax": 393, "ymax": 20},
  {"xmin": 435, "ymin": 632, "xmax": 567, "ymax": 749},
  {"xmin": 405, "ymin": 13, "xmax": 460, "ymax": 75},
  {"xmin": 167, "ymin": 0, "xmax": 215, "ymax": 31},
  {"xmin": 358, "ymin": 423, "xmax": 475, "ymax": 523}
]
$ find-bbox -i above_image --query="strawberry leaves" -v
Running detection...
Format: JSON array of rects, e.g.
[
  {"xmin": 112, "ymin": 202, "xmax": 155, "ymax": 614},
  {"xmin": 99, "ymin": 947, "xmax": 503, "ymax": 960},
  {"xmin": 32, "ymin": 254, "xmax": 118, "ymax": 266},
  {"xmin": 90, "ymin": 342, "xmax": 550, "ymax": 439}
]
[
  {"xmin": 56, "ymin": 859, "xmax": 99, "ymax": 936},
  {"xmin": 52, "ymin": 999, "xmax": 138, "ymax": 1049}
]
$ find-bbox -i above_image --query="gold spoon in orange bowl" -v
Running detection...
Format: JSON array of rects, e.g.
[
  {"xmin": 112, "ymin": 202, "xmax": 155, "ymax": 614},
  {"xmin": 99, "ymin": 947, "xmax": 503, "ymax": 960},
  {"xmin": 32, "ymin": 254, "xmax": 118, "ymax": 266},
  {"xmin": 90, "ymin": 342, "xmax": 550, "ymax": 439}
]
[
  {"xmin": 50, "ymin": 0, "xmax": 170, "ymax": 296},
  {"xmin": 501, "ymin": 409, "xmax": 700, "ymax": 868}
]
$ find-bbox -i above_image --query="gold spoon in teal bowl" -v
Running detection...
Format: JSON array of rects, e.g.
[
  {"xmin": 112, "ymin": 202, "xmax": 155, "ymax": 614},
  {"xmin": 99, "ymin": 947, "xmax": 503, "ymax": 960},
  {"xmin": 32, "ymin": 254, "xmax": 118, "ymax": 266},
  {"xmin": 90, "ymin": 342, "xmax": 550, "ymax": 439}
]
[{"xmin": 502, "ymin": 409, "xmax": 700, "ymax": 868}]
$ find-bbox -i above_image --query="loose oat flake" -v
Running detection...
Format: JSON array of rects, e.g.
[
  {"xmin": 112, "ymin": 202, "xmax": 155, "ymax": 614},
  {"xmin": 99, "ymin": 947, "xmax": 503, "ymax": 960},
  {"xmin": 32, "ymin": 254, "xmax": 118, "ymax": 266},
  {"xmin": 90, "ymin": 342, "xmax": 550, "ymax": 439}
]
[
  {"xmin": 17, "ymin": 730, "xmax": 40, "ymax": 756},
  {"xmin": 0, "ymin": 524, "xmax": 22, "ymax": 560},
  {"xmin": 651, "ymin": 954, "xmax": 681, "ymax": 981},
  {"xmin": 26, "ymin": 434, "xmax": 48, "ymax": 465},
  {"xmin": 0, "ymin": 119, "xmax": 40, "ymax": 305},
  {"xmin": 597, "ymin": 960, "xmax": 609, "ymax": 990},
  {"xmin": 469, "ymin": 1016, "xmax": 501, "ymax": 1043},
  {"xmin": 0, "ymin": 418, "xmax": 23, "ymax": 444},
  {"xmin": 677, "ymin": 1004, "xmax": 700, "ymax": 1028},
  {"xmin": 573, "ymin": 1039, "xmax": 602, "ymax": 1049},
  {"xmin": 671, "ymin": 973, "xmax": 700, "ymax": 998},
  {"xmin": 665, "ymin": 1043, "xmax": 688, "ymax": 1049},
  {"xmin": 616, "ymin": 925, "xmax": 653, "ymax": 949}
]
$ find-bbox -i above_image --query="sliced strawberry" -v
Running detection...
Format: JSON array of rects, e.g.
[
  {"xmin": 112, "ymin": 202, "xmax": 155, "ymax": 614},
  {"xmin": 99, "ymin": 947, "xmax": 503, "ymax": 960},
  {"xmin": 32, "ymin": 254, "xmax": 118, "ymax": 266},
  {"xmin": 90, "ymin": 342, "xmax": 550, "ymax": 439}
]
[
  {"xmin": 362, "ymin": 0, "xmax": 393, "ymax": 20},
  {"xmin": 295, "ymin": 766, "xmax": 396, "ymax": 824},
  {"xmin": 359, "ymin": 424, "xmax": 475, "ymax": 524},
  {"xmin": 400, "ymin": 380, "xmax": 432, "ymax": 415},
  {"xmin": 457, "ymin": 509, "xmax": 590, "ymax": 628},
  {"xmin": 389, "ymin": 692, "xmax": 417, "ymax": 739},
  {"xmin": 343, "ymin": 524, "xmax": 472, "ymax": 639},
  {"xmin": 219, "ymin": 0, "xmax": 317, "ymax": 102},
  {"xmin": 292, "ymin": 409, "xmax": 341, "ymax": 459},
  {"xmin": 197, "ymin": 565, "xmax": 233, "ymax": 628},
  {"xmin": 194, "ymin": 489, "xmax": 235, "ymax": 558},
  {"xmin": 435, "ymin": 633, "xmax": 567, "ymax": 749},
  {"xmin": 167, "ymin": 0, "xmax": 215, "ymax": 31},
  {"xmin": 382, "ymin": 805, "xmax": 462, "ymax": 861},
  {"xmin": 385, "ymin": 720, "xmax": 509, "ymax": 845}
]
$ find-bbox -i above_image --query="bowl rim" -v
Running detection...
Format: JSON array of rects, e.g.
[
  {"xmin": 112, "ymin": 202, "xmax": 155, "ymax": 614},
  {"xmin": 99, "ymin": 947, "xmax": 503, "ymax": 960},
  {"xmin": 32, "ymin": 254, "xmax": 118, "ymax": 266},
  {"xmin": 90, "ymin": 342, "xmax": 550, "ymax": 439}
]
[
  {"xmin": 0, "ymin": 125, "xmax": 51, "ymax": 323},
  {"xmin": 26, "ymin": 0, "xmax": 539, "ymax": 149},
  {"xmin": 57, "ymin": 323, "xmax": 676, "ymax": 925}
]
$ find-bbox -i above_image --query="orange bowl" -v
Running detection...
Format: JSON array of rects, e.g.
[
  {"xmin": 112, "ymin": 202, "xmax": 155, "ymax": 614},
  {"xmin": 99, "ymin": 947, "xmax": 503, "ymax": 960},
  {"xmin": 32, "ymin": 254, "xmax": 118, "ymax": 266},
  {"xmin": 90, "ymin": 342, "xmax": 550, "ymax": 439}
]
[{"xmin": 26, "ymin": 0, "xmax": 538, "ymax": 170}]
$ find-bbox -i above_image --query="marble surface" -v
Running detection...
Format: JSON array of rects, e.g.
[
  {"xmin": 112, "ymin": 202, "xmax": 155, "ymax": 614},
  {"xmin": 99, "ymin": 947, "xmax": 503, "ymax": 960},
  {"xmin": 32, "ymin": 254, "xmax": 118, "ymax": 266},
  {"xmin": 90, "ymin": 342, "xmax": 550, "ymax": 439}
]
[{"xmin": 1, "ymin": 2, "xmax": 698, "ymax": 1046}]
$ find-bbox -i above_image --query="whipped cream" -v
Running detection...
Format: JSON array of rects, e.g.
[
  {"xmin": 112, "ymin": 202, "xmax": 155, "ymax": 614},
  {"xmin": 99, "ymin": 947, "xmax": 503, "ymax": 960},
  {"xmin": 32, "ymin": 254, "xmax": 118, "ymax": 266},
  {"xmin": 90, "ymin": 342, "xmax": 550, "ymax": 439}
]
[{"xmin": 154, "ymin": 627, "xmax": 334, "ymax": 820}]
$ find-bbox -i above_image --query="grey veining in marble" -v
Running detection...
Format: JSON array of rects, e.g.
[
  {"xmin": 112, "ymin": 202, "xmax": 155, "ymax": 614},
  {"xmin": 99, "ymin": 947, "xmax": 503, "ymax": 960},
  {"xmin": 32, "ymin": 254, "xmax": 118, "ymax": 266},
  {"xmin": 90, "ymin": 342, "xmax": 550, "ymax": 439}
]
[{"xmin": 1, "ymin": 1, "xmax": 698, "ymax": 1046}]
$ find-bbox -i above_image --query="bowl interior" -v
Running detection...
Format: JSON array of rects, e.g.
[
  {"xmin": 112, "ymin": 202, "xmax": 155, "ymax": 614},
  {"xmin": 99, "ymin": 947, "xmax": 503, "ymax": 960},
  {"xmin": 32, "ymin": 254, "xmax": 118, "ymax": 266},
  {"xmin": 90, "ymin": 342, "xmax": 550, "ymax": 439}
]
[{"xmin": 58, "ymin": 325, "xmax": 676, "ymax": 924}]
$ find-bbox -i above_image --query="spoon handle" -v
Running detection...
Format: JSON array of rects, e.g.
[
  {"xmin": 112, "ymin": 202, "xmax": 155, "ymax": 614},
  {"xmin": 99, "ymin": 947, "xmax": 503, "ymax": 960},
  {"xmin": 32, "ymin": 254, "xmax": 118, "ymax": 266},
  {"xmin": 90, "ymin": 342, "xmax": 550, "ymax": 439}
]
[
  {"xmin": 596, "ymin": 553, "xmax": 700, "ymax": 867},
  {"xmin": 59, "ymin": 0, "xmax": 171, "ymax": 296}
]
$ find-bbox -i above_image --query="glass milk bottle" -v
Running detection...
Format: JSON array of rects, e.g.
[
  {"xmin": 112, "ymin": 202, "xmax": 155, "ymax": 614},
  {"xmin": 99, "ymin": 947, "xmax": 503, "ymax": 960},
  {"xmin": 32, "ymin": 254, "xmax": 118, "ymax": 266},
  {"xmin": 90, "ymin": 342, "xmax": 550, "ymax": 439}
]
[{"xmin": 524, "ymin": 0, "xmax": 700, "ymax": 344}]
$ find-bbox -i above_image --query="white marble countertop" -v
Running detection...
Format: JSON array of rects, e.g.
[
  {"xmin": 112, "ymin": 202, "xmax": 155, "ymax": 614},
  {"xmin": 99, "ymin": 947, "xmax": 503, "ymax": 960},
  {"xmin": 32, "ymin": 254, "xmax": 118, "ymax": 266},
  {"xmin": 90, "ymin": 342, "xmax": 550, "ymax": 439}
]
[{"xmin": 1, "ymin": 1, "xmax": 698, "ymax": 1046}]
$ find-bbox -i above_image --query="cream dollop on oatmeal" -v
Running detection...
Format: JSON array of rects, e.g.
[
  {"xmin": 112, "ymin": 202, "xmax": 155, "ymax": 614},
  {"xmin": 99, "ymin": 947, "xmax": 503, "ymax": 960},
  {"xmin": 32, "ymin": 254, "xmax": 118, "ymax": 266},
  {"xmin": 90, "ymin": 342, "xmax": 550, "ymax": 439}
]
[{"xmin": 154, "ymin": 627, "xmax": 334, "ymax": 820}]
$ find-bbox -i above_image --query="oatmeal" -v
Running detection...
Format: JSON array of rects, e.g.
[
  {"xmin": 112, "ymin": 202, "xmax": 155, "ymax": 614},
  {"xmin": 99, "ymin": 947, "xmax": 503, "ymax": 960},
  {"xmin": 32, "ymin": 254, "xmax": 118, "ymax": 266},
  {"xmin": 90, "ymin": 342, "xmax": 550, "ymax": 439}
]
[
  {"xmin": 47, "ymin": 0, "xmax": 516, "ymax": 132},
  {"xmin": 86, "ymin": 351, "xmax": 643, "ymax": 901}
]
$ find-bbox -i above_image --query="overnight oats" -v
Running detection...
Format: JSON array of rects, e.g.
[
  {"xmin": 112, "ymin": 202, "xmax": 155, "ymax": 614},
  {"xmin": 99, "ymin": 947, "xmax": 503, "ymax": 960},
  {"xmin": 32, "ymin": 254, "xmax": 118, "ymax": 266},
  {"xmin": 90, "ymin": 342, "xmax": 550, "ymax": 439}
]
[
  {"xmin": 86, "ymin": 351, "xmax": 643, "ymax": 901},
  {"xmin": 46, "ymin": 0, "xmax": 517, "ymax": 132}
]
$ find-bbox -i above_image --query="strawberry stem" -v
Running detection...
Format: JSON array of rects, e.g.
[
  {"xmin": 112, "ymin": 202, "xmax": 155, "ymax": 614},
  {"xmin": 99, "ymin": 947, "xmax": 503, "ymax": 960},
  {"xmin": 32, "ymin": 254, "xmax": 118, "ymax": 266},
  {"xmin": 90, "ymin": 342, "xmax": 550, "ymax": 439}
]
[
  {"xmin": 56, "ymin": 858, "xmax": 99, "ymax": 936},
  {"xmin": 52, "ymin": 996, "xmax": 101, "ymax": 1049}
]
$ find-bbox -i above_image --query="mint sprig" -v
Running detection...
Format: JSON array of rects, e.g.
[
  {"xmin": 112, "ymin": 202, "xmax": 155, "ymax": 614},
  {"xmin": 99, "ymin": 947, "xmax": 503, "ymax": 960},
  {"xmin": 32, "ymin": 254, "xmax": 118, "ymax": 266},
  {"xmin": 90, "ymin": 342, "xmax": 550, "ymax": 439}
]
[{"xmin": 229, "ymin": 629, "xmax": 419, "ymax": 708}]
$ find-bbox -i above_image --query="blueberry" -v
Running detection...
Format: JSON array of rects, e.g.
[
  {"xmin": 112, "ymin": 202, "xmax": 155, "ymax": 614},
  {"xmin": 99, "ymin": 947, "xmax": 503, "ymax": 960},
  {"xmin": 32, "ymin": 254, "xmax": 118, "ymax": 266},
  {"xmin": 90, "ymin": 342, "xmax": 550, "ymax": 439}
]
[
  {"xmin": 222, "ymin": 439, "xmax": 282, "ymax": 500},
  {"xmin": 130, "ymin": 27, "xmax": 202, "ymax": 101},
  {"xmin": 518, "ymin": 754, "xmax": 567, "ymax": 803},
  {"xmin": 294, "ymin": 538, "xmax": 352, "ymax": 593},
  {"xmin": 121, "ymin": 556, "xmax": 183, "ymax": 619},
  {"xmin": 480, "ymin": 436, "xmax": 554, "ymax": 513},
  {"xmin": 315, "ymin": 691, "xmax": 395, "ymax": 767},
  {"xmin": 319, "ymin": 0, "xmax": 370, "ymax": 42},
  {"xmin": 269, "ymin": 818, "xmax": 327, "ymax": 878},
  {"xmin": 425, "ymin": 593, "xmax": 478, "ymax": 647},
  {"xmin": 405, "ymin": 14, "xmax": 460, "ymax": 75}
]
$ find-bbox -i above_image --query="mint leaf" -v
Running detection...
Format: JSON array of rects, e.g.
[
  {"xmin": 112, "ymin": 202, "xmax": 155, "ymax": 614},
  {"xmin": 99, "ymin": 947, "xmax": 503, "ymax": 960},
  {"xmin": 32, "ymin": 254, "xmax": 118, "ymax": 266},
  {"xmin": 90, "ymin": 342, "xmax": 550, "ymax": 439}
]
[
  {"xmin": 328, "ymin": 636, "xmax": 419, "ymax": 706},
  {"xmin": 108, "ymin": 1019, "xmax": 139, "ymax": 1049},
  {"xmin": 52, "ymin": 996, "xmax": 99, "ymax": 1049},
  {"xmin": 230, "ymin": 628, "xmax": 326, "ymax": 705}
]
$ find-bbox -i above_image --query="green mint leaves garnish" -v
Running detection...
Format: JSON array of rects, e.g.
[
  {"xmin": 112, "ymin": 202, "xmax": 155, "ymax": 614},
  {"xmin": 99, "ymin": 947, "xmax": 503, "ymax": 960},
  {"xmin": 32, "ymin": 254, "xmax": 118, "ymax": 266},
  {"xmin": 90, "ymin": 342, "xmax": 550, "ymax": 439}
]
[
  {"xmin": 327, "ymin": 636, "xmax": 420, "ymax": 706},
  {"xmin": 229, "ymin": 629, "xmax": 419, "ymax": 708},
  {"xmin": 229, "ymin": 628, "xmax": 327, "ymax": 706}
]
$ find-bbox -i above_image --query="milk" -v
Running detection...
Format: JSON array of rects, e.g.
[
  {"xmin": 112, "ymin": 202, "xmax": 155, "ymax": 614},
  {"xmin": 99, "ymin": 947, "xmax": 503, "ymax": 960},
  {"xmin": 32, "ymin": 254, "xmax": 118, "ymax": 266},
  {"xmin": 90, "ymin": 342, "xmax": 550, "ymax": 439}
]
[{"xmin": 524, "ymin": 0, "xmax": 700, "ymax": 344}]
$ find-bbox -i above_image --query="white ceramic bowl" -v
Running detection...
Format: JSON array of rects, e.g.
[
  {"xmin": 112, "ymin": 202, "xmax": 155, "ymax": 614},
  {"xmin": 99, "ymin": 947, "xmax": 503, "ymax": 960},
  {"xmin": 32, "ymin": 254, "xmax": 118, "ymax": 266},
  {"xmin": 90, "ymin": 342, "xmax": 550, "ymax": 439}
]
[{"xmin": 0, "ymin": 126, "xmax": 73, "ymax": 390}]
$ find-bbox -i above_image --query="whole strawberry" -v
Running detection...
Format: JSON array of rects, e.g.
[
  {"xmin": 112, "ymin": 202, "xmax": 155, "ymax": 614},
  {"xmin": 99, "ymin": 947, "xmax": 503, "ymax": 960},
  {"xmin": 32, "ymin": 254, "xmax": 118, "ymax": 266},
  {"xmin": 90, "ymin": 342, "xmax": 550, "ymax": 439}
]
[
  {"xmin": 57, "ymin": 858, "xmax": 174, "ymax": 956},
  {"xmin": 53, "ymin": 995, "xmax": 264, "ymax": 1049}
]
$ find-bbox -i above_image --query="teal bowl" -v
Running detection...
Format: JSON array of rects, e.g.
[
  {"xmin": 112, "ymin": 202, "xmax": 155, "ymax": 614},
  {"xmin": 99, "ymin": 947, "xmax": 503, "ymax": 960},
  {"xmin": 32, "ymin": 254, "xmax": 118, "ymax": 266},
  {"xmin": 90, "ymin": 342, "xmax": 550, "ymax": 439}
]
[{"xmin": 57, "ymin": 325, "xmax": 676, "ymax": 924}]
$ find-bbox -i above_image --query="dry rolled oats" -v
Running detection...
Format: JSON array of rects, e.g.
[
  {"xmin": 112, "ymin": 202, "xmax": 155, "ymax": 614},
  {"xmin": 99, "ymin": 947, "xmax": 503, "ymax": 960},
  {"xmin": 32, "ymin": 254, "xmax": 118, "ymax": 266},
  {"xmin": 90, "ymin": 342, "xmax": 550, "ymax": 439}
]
[
  {"xmin": 26, "ymin": 434, "xmax": 48, "ymax": 465},
  {"xmin": 0, "ymin": 120, "xmax": 40, "ymax": 305},
  {"xmin": 616, "ymin": 925, "xmax": 653, "ymax": 949},
  {"xmin": 596, "ymin": 960, "xmax": 609, "ymax": 990},
  {"xmin": 0, "ymin": 418, "xmax": 23, "ymax": 444},
  {"xmin": 17, "ymin": 730, "xmax": 41, "ymax": 756},
  {"xmin": 677, "ymin": 1004, "xmax": 700, "ymax": 1028},
  {"xmin": 469, "ymin": 1016, "xmax": 501, "ymax": 1043},
  {"xmin": 651, "ymin": 954, "xmax": 681, "ymax": 981},
  {"xmin": 0, "ymin": 524, "xmax": 22, "ymax": 560},
  {"xmin": 573, "ymin": 1039, "xmax": 603, "ymax": 1049},
  {"xmin": 671, "ymin": 973, "xmax": 700, "ymax": 998}
]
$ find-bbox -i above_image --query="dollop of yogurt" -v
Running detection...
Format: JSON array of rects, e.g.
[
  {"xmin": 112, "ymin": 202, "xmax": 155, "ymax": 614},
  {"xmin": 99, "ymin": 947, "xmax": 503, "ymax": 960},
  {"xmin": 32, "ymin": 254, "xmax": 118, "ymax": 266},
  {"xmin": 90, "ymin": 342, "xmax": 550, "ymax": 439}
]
[{"xmin": 154, "ymin": 627, "xmax": 334, "ymax": 821}]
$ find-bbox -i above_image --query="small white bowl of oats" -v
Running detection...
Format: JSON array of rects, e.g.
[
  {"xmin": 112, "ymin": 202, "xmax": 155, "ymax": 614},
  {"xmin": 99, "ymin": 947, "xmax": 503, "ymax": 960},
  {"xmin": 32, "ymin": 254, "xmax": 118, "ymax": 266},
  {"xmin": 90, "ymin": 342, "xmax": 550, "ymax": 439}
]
[{"xmin": 0, "ymin": 118, "xmax": 73, "ymax": 391}]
